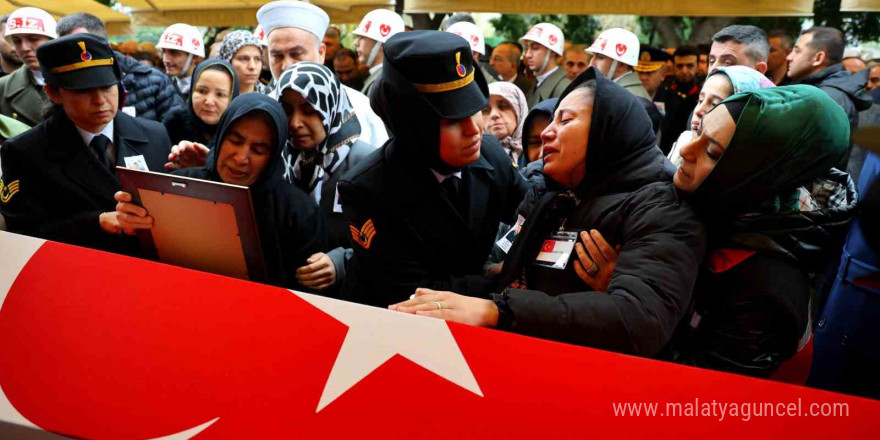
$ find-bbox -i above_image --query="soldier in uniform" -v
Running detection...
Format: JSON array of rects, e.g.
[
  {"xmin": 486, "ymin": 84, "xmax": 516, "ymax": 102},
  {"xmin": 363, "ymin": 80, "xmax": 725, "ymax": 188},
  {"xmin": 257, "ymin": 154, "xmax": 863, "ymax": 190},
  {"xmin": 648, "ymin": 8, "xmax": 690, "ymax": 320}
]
[
  {"xmin": 0, "ymin": 7, "xmax": 56, "ymax": 126},
  {"xmin": 520, "ymin": 23, "xmax": 570, "ymax": 109},
  {"xmin": 0, "ymin": 33, "xmax": 172, "ymax": 254},
  {"xmin": 338, "ymin": 31, "xmax": 529, "ymax": 308},
  {"xmin": 352, "ymin": 9, "xmax": 404, "ymax": 97}
]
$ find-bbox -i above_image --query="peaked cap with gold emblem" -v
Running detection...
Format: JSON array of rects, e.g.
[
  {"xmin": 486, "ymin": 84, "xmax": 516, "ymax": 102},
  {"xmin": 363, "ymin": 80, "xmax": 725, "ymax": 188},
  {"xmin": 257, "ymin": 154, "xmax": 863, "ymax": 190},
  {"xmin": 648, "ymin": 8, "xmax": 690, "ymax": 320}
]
[
  {"xmin": 36, "ymin": 33, "xmax": 121, "ymax": 90},
  {"xmin": 381, "ymin": 30, "xmax": 488, "ymax": 120}
]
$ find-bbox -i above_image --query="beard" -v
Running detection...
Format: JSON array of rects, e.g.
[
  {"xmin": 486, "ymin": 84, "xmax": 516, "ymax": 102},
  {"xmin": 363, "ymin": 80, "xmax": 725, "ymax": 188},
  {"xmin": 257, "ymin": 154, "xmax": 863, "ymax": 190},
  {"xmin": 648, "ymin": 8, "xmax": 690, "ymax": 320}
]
[{"xmin": 1, "ymin": 51, "xmax": 22, "ymax": 67}]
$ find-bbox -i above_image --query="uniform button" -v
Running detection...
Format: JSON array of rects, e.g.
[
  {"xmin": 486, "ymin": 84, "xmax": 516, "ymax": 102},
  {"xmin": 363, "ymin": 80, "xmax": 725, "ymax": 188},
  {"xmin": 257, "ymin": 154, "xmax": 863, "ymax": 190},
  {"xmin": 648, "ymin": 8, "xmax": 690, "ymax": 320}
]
[
  {"xmin": 11, "ymin": 112, "xmax": 17, "ymax": 119},
  {"xmin": 817, "ymin": 318, "xmax": 826, "ymax": 328}
]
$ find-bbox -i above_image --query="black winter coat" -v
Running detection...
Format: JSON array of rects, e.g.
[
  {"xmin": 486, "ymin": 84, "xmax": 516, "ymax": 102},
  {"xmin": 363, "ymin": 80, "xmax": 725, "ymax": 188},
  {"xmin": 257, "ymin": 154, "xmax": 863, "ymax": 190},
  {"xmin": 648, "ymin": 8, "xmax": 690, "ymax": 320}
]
[
  {"xmin": 494, "ymin": 68, "xmax": 707, "ymax": 357},
  {"xmin": 117, "ymin": 52, "xmax": 184, "ymax": 122}
]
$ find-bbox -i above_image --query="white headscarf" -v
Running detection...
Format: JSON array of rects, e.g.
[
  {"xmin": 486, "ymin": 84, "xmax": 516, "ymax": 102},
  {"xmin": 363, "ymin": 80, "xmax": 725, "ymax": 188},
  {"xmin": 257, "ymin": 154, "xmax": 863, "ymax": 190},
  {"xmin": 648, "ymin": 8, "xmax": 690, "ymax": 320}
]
[{"xmin": 487, "ymin": 81, "xmax": 528, "ymax": 159}]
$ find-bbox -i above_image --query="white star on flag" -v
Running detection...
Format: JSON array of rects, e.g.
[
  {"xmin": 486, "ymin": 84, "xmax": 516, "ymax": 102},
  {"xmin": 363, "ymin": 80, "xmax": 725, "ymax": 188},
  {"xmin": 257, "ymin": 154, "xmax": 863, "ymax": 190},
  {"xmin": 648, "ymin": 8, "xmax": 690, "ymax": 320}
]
[{"xmin": 291, "ymin": 291, "xmax": 484, "ymax": 412}]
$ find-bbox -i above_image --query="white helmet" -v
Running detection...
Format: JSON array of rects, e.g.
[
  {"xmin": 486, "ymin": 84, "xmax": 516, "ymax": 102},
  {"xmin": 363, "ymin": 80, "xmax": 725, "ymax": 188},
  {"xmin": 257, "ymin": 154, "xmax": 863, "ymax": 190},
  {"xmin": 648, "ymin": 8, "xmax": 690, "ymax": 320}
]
[
  {"xmin": 352, "ymin": 9, "xmax": 404, "ymax": 44},
  {"xmin": 586, "ymin": 28, "xmax": 640, "ymax": 68},
  {"xmin": 253, "ymin": 25, "xmax": 267, "ymax": 47},
  {"xmin": 156, "ymin": 23, "xmax": 205, "ymax": 58},
  {"xmin": 520, "ymin": 23, "xmax": 564, "ymax": 56},
  {"xmin": 446, "ymin": 22, "xmax": 485, "ymax": 56},
  {"xmin": 5, "ymin": 7, "xmax": 57, "ymax": 40}
]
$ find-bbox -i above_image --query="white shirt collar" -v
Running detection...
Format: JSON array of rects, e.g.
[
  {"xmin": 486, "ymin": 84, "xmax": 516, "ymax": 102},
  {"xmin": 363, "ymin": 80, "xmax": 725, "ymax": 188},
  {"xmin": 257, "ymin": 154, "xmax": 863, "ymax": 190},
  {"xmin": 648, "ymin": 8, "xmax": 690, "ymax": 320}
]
[
  {"xmin": 431, "ymin": 169, "xmax": 462, "ymax": 183},
  {"xmin": 176, "ymin": 76, "xmax": 192, "ymax": 94},
  {"xmin": 369, "ymin": 64, "xmax": 382, "ymax": 75},
  {"xmin": 535, "ymin": 66, "xmax": 558, "ymax": 87},
  {"xmin": 29, "ymin": 69, "xmax": 45, "ymax": 86},
  {"xmin": 76, "ymin": 120, "xmax": 115, "ymax": 147}
]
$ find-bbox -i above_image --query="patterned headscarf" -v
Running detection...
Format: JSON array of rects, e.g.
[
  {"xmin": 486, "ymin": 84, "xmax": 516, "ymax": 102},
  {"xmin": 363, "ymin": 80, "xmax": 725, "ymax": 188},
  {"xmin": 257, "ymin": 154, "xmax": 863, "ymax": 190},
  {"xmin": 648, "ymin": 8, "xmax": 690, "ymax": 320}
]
[
  {"xmin": 487, "ymin": 81, "xmax": 528, "ymax": 159},
  {"xmin": 274, "ymin": 62, "xmax": 361, "ymax": 196},
  {"xmin": 217, "ymin": 30, "xmax": 262, "ymax": 64}
]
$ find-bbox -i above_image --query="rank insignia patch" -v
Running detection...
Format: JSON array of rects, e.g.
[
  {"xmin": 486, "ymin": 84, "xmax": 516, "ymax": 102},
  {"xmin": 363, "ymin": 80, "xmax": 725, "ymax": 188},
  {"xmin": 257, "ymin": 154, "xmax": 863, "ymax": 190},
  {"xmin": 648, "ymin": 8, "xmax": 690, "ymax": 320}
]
[{"xmin": 349, "ymin": 219, "xmax": 376, "ymax": 250}]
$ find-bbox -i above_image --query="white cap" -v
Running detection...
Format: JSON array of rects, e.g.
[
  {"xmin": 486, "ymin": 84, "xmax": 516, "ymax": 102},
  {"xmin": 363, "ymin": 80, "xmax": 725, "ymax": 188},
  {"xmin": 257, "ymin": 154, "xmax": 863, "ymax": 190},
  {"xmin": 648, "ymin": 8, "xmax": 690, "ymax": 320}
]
[
  {"xmin": 253, "ymin": 25, "xmax": 267, "ymax": 47},
  {"xmin": 156, "ymin": 23, "xmax": 205, "ymax": 57},
  {"xmin": 446, "ymin": 22, "xmax": 485, "ymax": 55},
  {"xmin": 5, "ymin": 7, "xmax": 57, "ymax": 40},
  {"xmin": 257, "ymin": 1, "xmax": 330, "ymax": 41},
  {"xmin": 520, "ymin": 23, "xmax": 564, "ymax": 56},
  {"xmin": 843, "ymin": 47, "xmax": 862, "ymax": 60},
  {"xmin": 352, "ymin": 9, "xmax": 404, "ymax": 44},
  {"xmin": 586, "ymin": 28, "xmax": 640, "ymax": 67}
]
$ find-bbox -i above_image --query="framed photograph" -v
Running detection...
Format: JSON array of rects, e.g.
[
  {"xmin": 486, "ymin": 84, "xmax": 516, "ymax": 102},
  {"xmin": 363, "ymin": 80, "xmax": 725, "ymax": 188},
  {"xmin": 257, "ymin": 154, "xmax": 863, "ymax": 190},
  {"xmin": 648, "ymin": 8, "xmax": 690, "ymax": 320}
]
[{"xmin": 117, "ymin": 167, "xmax": 268, "ymax": 283}]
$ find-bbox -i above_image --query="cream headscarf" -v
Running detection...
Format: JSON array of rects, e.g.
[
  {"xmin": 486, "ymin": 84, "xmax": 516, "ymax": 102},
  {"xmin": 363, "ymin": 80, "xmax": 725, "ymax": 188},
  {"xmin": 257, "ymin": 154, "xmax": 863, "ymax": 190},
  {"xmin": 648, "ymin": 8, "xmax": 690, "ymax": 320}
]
[{"xmin": 487, "ymin": 81, "xmax": 528, "ymax": 159}]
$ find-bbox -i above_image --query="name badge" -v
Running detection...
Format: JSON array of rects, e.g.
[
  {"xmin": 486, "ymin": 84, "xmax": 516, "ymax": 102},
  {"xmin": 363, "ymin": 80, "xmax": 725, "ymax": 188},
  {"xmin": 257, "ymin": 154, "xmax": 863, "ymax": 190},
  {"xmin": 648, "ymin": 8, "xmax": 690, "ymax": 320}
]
[
  {"xmin": 123, "ymin": 155, "xmax": 149, "ymax": 171},
  {"xmin": 122, "ymin": 106, "xmax": 137, "ymax": 117},
  {"xmin": 534, "ymin": 231, "xmax": 579, "ymax": 270},
  {"xmin": 496, "ymin": 214, "xmax": 526, "ymax": 254},
  {"xmin": 333, "ymin": 183, "xmax": 343, "ymax": 213}
]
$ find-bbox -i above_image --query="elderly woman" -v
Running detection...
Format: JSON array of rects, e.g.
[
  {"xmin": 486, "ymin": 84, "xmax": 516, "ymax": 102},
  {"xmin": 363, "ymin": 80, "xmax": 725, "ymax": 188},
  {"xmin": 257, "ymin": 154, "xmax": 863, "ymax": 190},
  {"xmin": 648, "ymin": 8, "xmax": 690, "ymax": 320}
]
[
  {"xmin": 483, "ymin": 81, "xmax": 529, "ymax": 166},
  {"xmin": 392, "ymin": 68, "xmax": 706, "ymax": 357},
  {"xmin": 575, "ymin": 85, "xmax": 856, "ymax": 375},
  {"xmin": 218, "ymin": 30, "xmax": 272, "ymax": 95},
  {"xmin": 163, "ymin": 58, "xmax": 240, "ymax": 146},
  {"xmin": 273, "ymin": 62, "xmax": 375, "ymax": 293},
  {"xmin": 668, "ymin": 66, "xmax": 774, "ymax": 167}
]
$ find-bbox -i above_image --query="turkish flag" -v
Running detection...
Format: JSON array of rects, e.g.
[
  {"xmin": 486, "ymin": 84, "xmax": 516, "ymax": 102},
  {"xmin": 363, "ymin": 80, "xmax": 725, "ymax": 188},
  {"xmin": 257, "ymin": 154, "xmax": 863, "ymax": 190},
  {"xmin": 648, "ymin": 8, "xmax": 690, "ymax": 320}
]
[
  {"xmin": 541, "ymin": 240, "xmax": 555, "ymax": 253},
  {"xmin": 1, "ymin": 237, "xmax": 879, "ymax": 439}
]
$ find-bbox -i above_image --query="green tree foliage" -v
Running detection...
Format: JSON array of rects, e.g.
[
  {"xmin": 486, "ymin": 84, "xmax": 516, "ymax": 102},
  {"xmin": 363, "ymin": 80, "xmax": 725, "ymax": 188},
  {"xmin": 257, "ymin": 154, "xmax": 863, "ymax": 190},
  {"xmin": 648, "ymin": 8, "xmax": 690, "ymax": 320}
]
[{"xmin": 490, "ymin": 14, "xmax": 601, "ymax": 45}]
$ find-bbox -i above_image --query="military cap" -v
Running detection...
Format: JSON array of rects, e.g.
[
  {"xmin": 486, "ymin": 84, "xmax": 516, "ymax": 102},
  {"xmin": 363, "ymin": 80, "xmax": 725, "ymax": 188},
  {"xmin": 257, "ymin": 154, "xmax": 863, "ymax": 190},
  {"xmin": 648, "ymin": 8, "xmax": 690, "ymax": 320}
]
[
  {"xmin": 381, "ymin": 30, "xmax": 488, "ymax": 120},
  {"xmin": 36, "ymin": 33, "xmax": 121, "ymax": 90},
  {"xmin": 633, "ymin": 46, "xmax": 672, "ymax": 73}
]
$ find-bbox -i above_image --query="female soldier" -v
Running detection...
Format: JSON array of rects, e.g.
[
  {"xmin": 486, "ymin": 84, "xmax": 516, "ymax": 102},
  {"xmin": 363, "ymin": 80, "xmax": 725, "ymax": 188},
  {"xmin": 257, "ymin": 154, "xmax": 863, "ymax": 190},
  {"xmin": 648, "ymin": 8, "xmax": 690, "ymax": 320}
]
[
  {"xmin": 391, "ymin": 68, "xmax": 706, "ymax": 358},
  {"xmin": 338, "ymin": 31, "xmax": 529, "ymax": 307},
  {"xmin": 163, "ymin": 58, "xmax": 240, "ymax": 145},
  {"xmin": 272, "ymin": 62, "xmax": 375, "ymax": 292},
  {"xmin": 115, "ymin": 93, "xmax": 326, "ymax": 290},
  {"xmin": 218, "ymin": 31, "xmax": 272, "ymax": 95}
]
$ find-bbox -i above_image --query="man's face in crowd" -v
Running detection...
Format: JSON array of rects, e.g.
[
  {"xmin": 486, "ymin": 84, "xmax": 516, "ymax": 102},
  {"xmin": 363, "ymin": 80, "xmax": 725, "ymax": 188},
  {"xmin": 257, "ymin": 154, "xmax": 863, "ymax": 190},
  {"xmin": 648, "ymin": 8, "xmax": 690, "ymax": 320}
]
[
  {"xmin": 489, "ymin": 44, "xmax": 519, "ymax": 80},
  {"xmin": 563, "ymin": 50, "xmax": 590, "ymax": 81},
  {"xmin": 867, "ymin": 65, "xmax": 880, "ymax": 91},
  {"xmin": 334, "ymin": 56, "xmax": 358, "ymax": 83},
  {"xmin": 588, "ymin": 53, "xmax": 615, "ymax": 78},
  {"xmin": 323, "ymin": 32, "xmax": 341, "ymax": 60},
  {"xmin": 0, "ymin": 22, "xmax": 22, "ymax": 65},
  {"xmin": 697, "ymin": 53, "xmax": 708, "ymax": 77},
  {"xmin": 267, "ymin": 27, "xmax": 325, "ymax": 79},
  {"xmin": 10, "ymin": 33, "xmax": 50, "ymax": 70},
  {"xmin": 767, "ymin": 37, "xmax": 790, "ymax": 73},
  {"xmin": 638, "ymin": 67, "xmax": 666, "ymax": 97},
  {"xmin": 46, "ymin": 85, "xmax": 119, "ymax": 133},
  {"xmin": 523, "ymin": 42, "xmax": 551, "ymax": 74},
  {"xmin": 438, "ymin": 112, "xmax": 483, "ymax": 169},
  {"xmin": 843, "ymin": 57, "xmax": 867, "ymax": 74},
  {"xmin": 674, "ymin": 54, "xmax": 697, "ymax": 84},
  {"xmin": 709, "ymin": 40, "xmax": 767, "ymax": 74},
  {"xmin": 786, "ymin": 33, "xmax": 819, "ymax": 82},
  {"xmin": 354, "ymin": 35, "xmax": 378, "ymax": 67},
  {"xmin": 162, "ymin": 48, "xmax": 196, "ymax": 77}
]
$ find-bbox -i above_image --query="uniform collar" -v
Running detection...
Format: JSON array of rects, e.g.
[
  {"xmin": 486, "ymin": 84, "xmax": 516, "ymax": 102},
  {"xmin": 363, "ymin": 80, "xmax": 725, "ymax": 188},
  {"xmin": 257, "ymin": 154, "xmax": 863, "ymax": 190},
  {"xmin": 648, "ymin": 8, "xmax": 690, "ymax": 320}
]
[
  {"xmin": 369, "ymin": 64, "xmax": 382, "ymax": 75},
  {"xmin": 76, "ymin": 120, "xmax": 115, "ymax": 147},
  {"xmin": 431, "ymin": 169, "xmax": 462, "ymax": 183},
  {"xmin": 535, "ymin": 66, "xmax": 558, "ymax": 87}
]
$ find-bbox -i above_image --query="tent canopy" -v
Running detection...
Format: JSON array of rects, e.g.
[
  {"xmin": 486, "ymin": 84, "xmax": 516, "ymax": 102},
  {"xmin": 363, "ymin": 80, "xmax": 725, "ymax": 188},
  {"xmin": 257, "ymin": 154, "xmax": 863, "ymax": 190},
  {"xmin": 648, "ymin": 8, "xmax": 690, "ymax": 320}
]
[
  {"xmin": 840, "ymin": 0, "xmax": 880, "ymax": 12},
  {"xmin": 0, "ymin": 0, "xmax": 131, "ymax": 35}
]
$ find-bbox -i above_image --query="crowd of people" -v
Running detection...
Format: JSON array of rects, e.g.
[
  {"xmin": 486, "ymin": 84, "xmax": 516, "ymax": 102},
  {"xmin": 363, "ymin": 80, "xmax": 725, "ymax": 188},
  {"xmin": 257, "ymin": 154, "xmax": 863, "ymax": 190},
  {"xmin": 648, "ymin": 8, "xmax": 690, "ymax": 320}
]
[{"xmin": 0, "ymin": 2, "xmax": 878, "ymax": 400}]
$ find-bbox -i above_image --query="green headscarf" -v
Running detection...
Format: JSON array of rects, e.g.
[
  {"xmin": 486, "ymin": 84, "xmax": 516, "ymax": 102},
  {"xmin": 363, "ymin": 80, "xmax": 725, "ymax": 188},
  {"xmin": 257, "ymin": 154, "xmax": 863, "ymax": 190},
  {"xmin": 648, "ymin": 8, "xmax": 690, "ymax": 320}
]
[{"xmin": 693, "ymin": 85, "xmax": 850, "ymax": 214}]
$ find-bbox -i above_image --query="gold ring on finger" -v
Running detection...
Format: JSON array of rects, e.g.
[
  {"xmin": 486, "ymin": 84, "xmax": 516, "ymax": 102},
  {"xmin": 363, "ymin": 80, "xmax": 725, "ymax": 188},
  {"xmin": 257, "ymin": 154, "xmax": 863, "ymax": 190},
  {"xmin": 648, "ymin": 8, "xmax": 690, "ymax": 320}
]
[{"xmin": 435, "ymin": 301, "xmax": 443, "ymax": 310}]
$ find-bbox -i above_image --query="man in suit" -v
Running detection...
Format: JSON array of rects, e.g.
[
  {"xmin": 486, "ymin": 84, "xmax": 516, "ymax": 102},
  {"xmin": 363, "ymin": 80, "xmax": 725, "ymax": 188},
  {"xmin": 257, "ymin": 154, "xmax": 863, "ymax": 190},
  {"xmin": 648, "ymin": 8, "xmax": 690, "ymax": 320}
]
[
  {"xmin": 0, "ymin": 7, "xmax": 56, "ymax": 126},
  {"xmin": 489, "ymin": 41, "xmax": 533, "ymax": 96},
  {"xmin": 520, "ymin": 23, "xmax": 570, "ymax": 108},
  {"xmin": 338, "ymin": 31, "xmax": 529, "ymax": 307},
  {"xmin": 0, "ymin": 33, "xmax": 172, "ymax": 254}
]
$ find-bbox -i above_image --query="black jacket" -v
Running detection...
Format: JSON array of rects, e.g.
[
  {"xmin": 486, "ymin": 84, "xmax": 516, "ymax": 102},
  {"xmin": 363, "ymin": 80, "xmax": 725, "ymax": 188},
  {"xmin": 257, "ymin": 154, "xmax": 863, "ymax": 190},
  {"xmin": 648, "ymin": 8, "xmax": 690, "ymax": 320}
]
[
  {"xmin": 116, "ymin": 52, "xmax": 184, "ymax": 122},
  {"xmin": 0, "ymin": 110, "xmax": 171, "ymax": 254},
  {"xmin": 494, "ymin": 68, "xmax": 707, "ymax": 357},
  {"xmin": 174, "ymin": 94, "xmax": 325, "ymax": 290},
  {"xmin": 338, "ymin": 134, "xmax": 529, "ymax": 307},
  {"xmin": 798, "ymin": 64, "xmax": 872, "ymax": 131}
]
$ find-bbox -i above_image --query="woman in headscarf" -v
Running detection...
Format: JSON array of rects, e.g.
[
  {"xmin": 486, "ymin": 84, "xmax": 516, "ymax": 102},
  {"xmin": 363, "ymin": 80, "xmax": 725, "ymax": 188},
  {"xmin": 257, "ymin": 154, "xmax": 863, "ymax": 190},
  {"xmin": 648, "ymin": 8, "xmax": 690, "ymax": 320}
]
[
  {"xmin": 391, "ymin": 67, "xmax": 706, "ymax": 357},
  {"xmin": 574, "ymin": 85, "xmax": 856, "ymax": 375},
  {"xmin": 162, "ymin": 58, "xmax": 240, "ymax": 146},
  {"xmin": 273, "ymin": 62, "xmax": 375, "ymax": 293},
  {"xmin": 520, "ymin": 98, "xmax": 557, "ymax": 168},
  {"xmin": 218, "ymin": 30, "xmax": 272, "ymax": 95},
  {"xmin": 667, "ymin": 66, "xmax": 774, "ymax": 167},
  {"xmin": 115, "ymin": 93, "xmax": 326, "ymax": 290},
  {"xmin": 483, "ymin": 81, "xmax": 528, "ymax": 166}
]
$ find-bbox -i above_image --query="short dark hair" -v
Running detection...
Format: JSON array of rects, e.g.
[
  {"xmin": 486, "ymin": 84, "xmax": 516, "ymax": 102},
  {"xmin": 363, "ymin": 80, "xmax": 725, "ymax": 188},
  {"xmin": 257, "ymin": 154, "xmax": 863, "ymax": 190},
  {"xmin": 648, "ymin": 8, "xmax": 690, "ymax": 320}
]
[
  {"xmin": 57, "ymin": 13, "xmax": 107, "ymax": 39},
  {"xmin": 325, "ymin": 26, "xmax": 341, "ymax": 39},
  {"xmin": 673, "ymin": 45, "xmax": 699, "ymax": 59},
  {"xmin": 496, "ymin": 41, "xmax": 522, "ymax": 63},
  {"xmin": 712, "ymin": 25, "xmax": 770, "ymax": 64},
  {"xmin": 802, "ymin": 26, "xmax": 845, "ymax": 66},
  {"xmin": 441, "ymin": 13, "xmax": 475, "ymax": 31},
  {"xmin": 767, "ymin": 29, "xmax": 794, "ymax": 51},
  {"xmin": 696, "ymin": 43, "xmax": 710, "ymax": 56},
  {"xmin": 0, "ymin": 14, "xmax": 10, "ymax": 25},
  {"xmin": 334, "ymin": 48, "xmax": 357, "ymax": 63}
]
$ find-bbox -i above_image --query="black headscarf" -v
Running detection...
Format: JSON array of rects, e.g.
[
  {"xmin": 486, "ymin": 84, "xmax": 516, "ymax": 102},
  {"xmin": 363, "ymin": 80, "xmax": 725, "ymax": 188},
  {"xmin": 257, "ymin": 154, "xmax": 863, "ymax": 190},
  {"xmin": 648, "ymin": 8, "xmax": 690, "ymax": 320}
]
[
  {"xmin": 203, "ymin": 93, "xmax": 287, "ymax": 195},
  {"xmin": 552, "ymin": 67, "xmax": 670, "ymax": 198},
  {"xmin": 186, "ymin": 58, "xmax": 241, "ymax": 144}
]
